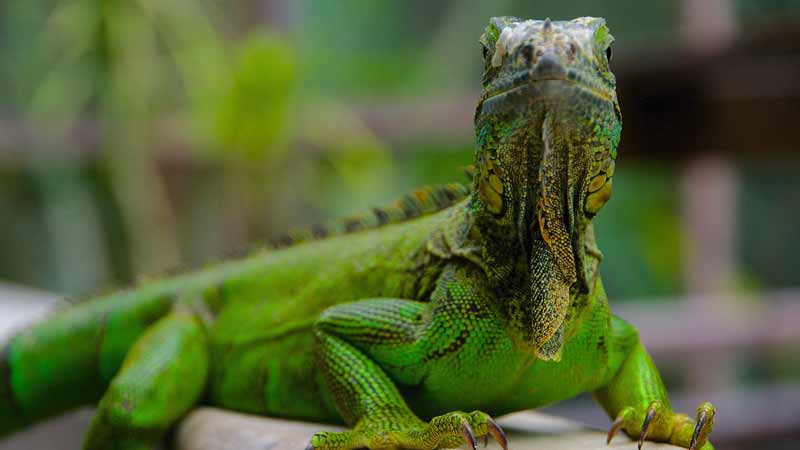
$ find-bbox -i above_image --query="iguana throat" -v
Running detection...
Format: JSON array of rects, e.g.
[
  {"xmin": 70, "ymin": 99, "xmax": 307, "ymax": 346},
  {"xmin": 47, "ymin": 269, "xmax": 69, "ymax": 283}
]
[{"xmin": 473, "ymin": 17, "xmax": 621, "ymax": 359}]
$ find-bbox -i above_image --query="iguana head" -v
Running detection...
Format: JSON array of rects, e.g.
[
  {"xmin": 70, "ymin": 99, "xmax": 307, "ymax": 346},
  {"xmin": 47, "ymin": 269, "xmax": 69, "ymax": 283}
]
[{"xmin": 472, "ymin": 17, "xmax": 621, "ymax": 359}]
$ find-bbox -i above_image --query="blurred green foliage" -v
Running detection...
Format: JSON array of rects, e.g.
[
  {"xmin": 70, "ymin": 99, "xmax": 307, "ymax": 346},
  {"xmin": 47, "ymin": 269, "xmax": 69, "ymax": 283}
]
[
  {"xmin": 740, "ymin": 166, "xmax": 800, "ymax": 289},
  {"xmin": 214, "ymin": 32, "xmax": 295, "ymax": 161},
  {"xmin": 735, "ymin": 0, "xmax": 800, "ymax": 19},
  {"xmin": 298, "ymin": 0, "xmax": 677, "ymax": 97},
  {"xmin": 594, "ymin": 164, "xmax": 685, "ymax": 300}
]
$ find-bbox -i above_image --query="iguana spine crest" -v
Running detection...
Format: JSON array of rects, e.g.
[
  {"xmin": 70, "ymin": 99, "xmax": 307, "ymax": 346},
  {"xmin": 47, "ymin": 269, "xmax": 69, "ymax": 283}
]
[{"xmin": 268, "ymin": 183, "xmax": 470, "ymax": 248}]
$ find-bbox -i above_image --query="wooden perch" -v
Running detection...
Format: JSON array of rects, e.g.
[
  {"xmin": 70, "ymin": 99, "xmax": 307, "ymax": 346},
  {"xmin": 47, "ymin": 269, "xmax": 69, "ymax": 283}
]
[{"xmin": 174, "ymin": 408, "xmax": 681, "ymax": 450}]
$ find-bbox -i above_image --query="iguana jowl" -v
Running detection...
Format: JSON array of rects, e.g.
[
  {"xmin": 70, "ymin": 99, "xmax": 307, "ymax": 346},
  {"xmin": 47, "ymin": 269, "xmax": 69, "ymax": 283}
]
[{"xmin": 0, "ymin": 16, "xmax": 716, "ymax": 450}]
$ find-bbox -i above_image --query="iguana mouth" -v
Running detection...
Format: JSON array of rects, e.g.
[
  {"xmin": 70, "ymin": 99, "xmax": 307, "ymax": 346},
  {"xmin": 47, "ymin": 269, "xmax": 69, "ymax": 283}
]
[{"xmin": 482, "ymin": 72, "xmax": 614, "ymax": 104}]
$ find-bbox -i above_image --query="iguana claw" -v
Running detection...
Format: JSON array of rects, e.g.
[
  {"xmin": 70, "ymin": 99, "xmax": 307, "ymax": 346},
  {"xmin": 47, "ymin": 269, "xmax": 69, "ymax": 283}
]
[
  {"xmin": 689, "ymin": 402, "xmax": 715, "ymax": 450},
  {"xmin": 461, "ymin": 419, "xmax": 477, "ymax": 450},
  {"xmin": 638, "ymin": 403, "xmax": 658, "ymax": 449},
  {"xmin": 690, "ymin": 412, "xmax": 705, "ymax": 450},
  {"xmin": 606, "ymin": 415, "xmax": 623, "ymax": 444},
  {"xmin": 487, "ymin": 416, "xmax": 508, "ymax": 450}
]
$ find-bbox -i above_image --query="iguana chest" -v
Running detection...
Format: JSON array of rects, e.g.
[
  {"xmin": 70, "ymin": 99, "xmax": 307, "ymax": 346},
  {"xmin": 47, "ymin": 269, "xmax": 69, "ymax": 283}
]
[
  {"xmin": 401, "ymin": 275, "xmax": 612, "ymax": 419},
  {"xmin": 501, "ymin": 281, "xmax": 612, "ymax": 411}
]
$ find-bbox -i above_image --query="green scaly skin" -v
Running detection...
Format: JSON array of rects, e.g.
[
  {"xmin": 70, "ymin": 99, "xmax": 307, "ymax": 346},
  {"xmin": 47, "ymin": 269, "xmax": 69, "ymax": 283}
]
[{"xmin": 0, "ymin": 16, "xmax": 716, "ymax": 450}]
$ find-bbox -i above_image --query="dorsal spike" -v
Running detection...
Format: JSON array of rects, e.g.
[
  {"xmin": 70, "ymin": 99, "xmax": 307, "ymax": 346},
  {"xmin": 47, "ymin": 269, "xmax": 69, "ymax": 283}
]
[
  {"xmin": 266, "ymin": 183, "xmax": 471, "ymax": 250},
  {"xmin": 543, "ymin": 17, "xmax": 553, "ymax": 33},
  {"xmin": 462, "ymin": 164, "xmax": 477, "ymax": 181}
]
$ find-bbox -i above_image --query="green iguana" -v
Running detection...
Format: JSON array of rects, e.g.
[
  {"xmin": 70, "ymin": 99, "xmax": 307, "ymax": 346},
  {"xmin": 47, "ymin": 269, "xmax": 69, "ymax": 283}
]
[{"xmin": 0, "ymin": 16, "xmax": 716, "ymax": 450}]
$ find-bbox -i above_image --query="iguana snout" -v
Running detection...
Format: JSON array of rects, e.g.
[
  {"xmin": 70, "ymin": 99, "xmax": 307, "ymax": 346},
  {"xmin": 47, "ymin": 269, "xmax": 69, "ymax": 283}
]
[{"xmin": 528, "ymin": 53, "xmax": 567, "ymax": 79}]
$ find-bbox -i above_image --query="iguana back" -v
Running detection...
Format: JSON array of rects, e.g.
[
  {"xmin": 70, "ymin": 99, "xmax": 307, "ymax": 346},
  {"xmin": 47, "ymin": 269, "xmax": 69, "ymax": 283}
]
[
  {"xmin": 0, "ymin": 182, "xmax": 470, "ymax": 432},
  {"xmin": 267, "ymin": 182, "xmax": 469, "ymax": 248}
]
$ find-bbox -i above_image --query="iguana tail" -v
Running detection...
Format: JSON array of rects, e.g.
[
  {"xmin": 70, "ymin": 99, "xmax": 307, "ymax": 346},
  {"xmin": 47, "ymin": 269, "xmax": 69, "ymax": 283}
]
[{"xmin": 0, "ymin": 283, "xmax": 176, "ymax": 435}]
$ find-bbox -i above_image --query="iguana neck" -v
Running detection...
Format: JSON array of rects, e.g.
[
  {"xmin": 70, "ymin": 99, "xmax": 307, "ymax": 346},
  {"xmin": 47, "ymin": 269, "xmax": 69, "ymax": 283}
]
[
  {"xmin": 460, "ymin": 105, "xmax": 606, "ymax": 360},
  {"xmin": 461, "ymin": 111, "xmax": 596, "ymax": 290},
  {"xmin": 465, "ymin": 203, "xmax": 597, "ymax": 287}
]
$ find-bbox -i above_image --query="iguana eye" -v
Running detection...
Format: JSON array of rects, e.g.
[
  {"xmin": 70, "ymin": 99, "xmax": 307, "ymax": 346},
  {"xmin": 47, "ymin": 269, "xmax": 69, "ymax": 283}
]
[{"xmin": 605, "ymin": 45, "xmax": 613, "ymax": 62}]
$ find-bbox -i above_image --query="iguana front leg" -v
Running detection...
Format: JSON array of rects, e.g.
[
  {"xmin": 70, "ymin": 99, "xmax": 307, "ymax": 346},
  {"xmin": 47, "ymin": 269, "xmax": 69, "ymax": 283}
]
[
  {"xmin": 309, "ymin": 297, "xmax": 507, "ymax": 450},
  {"xmin": 594, "ymin": 316, "xmax": 715, "ymax": 450},
  {"xmin": 83, "ymin": 309, "xmax": 209, "ymax": 450}
]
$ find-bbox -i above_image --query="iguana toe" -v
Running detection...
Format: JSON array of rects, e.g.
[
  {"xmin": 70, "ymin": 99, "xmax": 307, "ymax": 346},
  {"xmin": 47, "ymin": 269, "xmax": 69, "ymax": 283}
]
[
  {"xmin": 487, "ymin": 416, "xmax": 508, "ymax": 450},
  {"xmin": 606, "ymin": 414, "xmax": 623, "ymax": 444},
  {"xmin": 427, "ymin": 410, "xmax": 506, "ymax": 450},
  {"xmin": 305, "ymin": 410, "xmax": 507, "ymax": 450},
  {"xmin": 460, "ymin": 418, "xmax": 478, "ymax": 450},
  {"xmin": 637, "ymin": 401, "xmax": 663, "ymax": 448},
  {"xmin": 689, "ymin": 402, "xmax": 715, "ymax": 450}
]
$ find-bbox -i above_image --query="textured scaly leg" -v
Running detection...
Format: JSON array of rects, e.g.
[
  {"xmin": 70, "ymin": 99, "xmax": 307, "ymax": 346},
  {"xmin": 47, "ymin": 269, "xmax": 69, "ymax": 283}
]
[
  {"xmin": 308, "ymin": 296, "xmax": 507, "ymax": 450},
  {"xmin": 83, "ymin": 310, "xmax": 209, "ymax": 450},
  {"xmin": 594, "ymin": 316, "xmax": 715, "ymax": 450}
]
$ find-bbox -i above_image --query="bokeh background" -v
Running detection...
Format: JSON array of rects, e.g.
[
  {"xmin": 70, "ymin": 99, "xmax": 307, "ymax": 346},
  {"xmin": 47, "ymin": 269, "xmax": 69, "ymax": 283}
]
[{"xmin": 1, "ymin": 0, "xmax": 799, "ymax": 449}]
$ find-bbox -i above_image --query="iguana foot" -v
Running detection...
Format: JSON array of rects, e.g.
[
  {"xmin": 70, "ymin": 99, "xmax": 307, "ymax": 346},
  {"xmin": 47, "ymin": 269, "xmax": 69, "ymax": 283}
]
[
  {"xmin": 307, "ymin": 410, "xmax": 507, "ymax": 450},
  {"xmin": 606, "ymin": 401, "xmax": 715, "ymax": 450}
]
